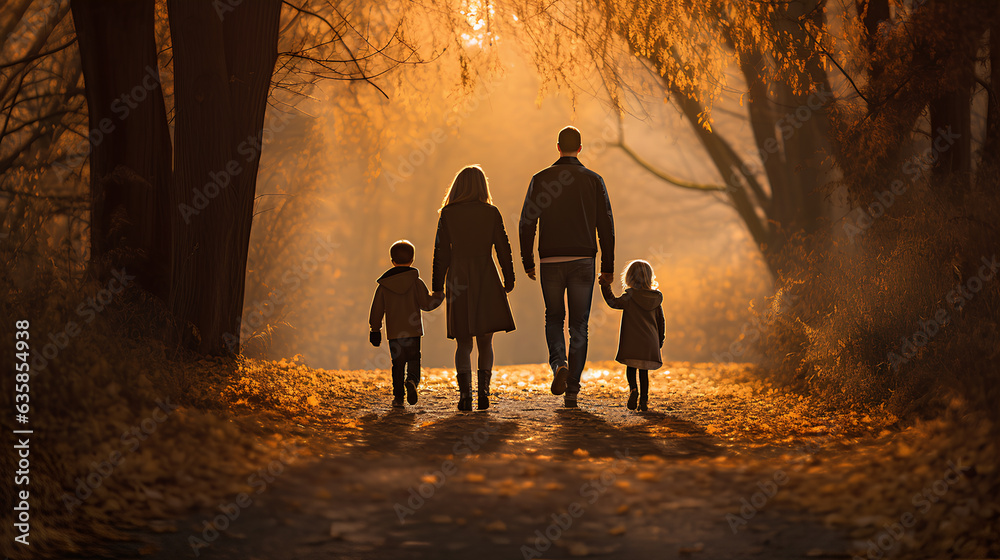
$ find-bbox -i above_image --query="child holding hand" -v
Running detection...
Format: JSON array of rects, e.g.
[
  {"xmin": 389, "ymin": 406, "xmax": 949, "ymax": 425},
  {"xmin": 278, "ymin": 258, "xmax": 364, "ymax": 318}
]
[{"xmin": 599, "ymin": 259, "xmax": 665, "ymax": 411}]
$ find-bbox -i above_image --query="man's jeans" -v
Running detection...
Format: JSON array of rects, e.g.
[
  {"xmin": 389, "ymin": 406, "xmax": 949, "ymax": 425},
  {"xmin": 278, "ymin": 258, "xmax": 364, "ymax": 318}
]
[
  {"xmin": 388, "ymin": 337, "xmax": 420, "ymax": 399},
  {"xmin": 539, "ymin": 258, "xmax": 595, "ymax": 396}
]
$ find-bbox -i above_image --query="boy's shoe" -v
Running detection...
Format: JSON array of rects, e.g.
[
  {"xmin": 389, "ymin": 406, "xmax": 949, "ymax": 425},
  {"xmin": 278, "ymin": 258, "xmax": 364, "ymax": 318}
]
[
  {"xmin": 563, "ymin": 394, "xmax": 578, "ymax": 408},
  {"xmin": 391, "ymin": 397, "xmax": 404, "ymax": 408},
  {"xmin": 638, "ymin": 397, "xmax": 648, "ymax": 412},
  {"xmin": 627, "ymin": 389, "xmax": 638, "ymax": 410},
  {"xmin": 405, "ymin": 379, "xmax": 418, "ymax": 405},
  {"xmin": 551, "ymin": 365, "xmax": 569, "ymax": 395}
]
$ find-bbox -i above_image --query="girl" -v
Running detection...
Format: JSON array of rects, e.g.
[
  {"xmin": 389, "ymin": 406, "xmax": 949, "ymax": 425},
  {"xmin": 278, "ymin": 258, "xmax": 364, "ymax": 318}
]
[
  {"xmin": 599, "ymin": 259, "xmax": 665, "ymax": 411},
  {"xmin": 432, "ymin": 166, "xmax": 516, "ymax": 411}
]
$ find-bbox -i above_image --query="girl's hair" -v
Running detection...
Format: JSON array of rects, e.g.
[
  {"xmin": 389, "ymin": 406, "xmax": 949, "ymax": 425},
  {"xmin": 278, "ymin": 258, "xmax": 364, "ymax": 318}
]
[
  {"xmin": 440, "ymin": 165, "xmax": 492, "ymax": 211},
  {"xmin": 622, "ymin": 259, "xmax": 657, "ymax": 290}
]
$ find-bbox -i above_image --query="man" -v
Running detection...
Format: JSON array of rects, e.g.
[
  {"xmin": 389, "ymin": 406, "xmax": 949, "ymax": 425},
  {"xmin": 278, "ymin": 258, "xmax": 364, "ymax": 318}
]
[{"xmin": 519, "ymin": 126, "xmax": 615, "ymax": 407}]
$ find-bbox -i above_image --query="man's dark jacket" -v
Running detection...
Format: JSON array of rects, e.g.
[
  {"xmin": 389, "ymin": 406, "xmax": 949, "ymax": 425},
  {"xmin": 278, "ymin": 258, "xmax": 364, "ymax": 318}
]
[{"xmin": 519, "ymin": 156, "xmax": 615, "ymax": 274}]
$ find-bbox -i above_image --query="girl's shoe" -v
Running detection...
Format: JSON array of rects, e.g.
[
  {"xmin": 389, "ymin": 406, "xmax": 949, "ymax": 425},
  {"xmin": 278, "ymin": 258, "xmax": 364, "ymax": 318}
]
[
  {"xmin": 627, "ymin": 389, "xmax": 638, "ymax": 410},
  {"xmin": 477, "ymin": 370, "xmax": 492, "ymax": 410},
  {"xmin": 457, "ymin": 371, "xmax": 473, "ymax": 411},
  {"xmin": 391, "ymin": 397, "xmax": 404, "ymax": 408},
  {"xmin": 458, "ymin": 396, "xmax": 473, "ymax": 411},
  {"xmin": 638, "ymin": 397, "xmax": 648, "ymax": 412},
  {"xmin": 405, "ymin": 380, "xmax": 418, "ymax": 405}
]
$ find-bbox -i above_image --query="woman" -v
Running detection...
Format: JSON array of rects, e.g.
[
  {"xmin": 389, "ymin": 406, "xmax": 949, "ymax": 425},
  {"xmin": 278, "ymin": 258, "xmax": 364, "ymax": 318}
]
[{"xmin": 432, "ymin": 165, "xmax": 515, "ymax": 411}]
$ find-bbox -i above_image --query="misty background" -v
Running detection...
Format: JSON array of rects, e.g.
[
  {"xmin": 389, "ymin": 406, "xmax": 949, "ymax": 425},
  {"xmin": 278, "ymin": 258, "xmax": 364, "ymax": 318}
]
[{"xmin": 245, "ymin": 44, "xmax": 772, "ymax": 370}]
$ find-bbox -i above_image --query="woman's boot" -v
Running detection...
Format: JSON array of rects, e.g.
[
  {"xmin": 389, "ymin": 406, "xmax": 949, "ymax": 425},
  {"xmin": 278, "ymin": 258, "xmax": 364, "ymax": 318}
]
[
  {"xmin": 477, "ymin": 370, "xmax": 492, "ymax": 410},
  {"xmin": 457, "ymin": 371, "xmax": 473, "ymax": 411}
]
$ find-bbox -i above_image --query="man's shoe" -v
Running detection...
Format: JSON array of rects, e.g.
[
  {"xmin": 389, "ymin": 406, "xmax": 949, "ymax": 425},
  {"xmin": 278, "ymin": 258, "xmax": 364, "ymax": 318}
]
[
  {"xmin": 551, "ymin": 365, "xmax": 569, "ymax": 395},
  {"xmin": 405, "ymin": 379, "xmax": 418, "ymax": 405},
  {"xmin": 391, "ymin": 397, "xmax": 404, "ymax": 408},
  {"xmin": 627, "ymin": 389, "xmax": 638, "ymax": 410},
  {"xmin": 638, "ymin": 397, "xmax": 648, "ymax": 412},
  {"xmin": 564, "ymin": 394, "xmax": 578, "ymax": 408}
]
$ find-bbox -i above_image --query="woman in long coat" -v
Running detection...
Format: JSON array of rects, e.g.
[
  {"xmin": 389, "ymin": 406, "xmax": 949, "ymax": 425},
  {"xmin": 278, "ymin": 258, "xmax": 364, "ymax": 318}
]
[{"xmin": 432, "ymin": 165, "xmax": 515, "ymax": 411}]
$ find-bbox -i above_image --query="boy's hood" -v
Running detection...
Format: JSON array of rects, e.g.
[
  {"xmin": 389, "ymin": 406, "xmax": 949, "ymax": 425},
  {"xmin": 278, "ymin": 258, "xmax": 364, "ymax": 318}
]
[
  {"xmin": 627, "ymin": 288, "xmax": 662, "ymax": 310},
  {"xmin": 377, "ymin": 267, "xmax": 419, "ymax": 294}
]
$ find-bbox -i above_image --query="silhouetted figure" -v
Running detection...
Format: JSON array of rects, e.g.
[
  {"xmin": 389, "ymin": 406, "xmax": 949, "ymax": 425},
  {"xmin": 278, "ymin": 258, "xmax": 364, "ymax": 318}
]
[
  {"xmin": 600, "ymin": 260, "xmax": 665, "ymax": 411},
  {"xmin": 519, "ymin": 126, "xmax": 615, "ymax": 408},
  {"xmin": 369, "ymin": 240, "xmax": 443, "ymax": 408},
  {"xmin": 432, "ymin": 166, "xmax": 516, "ymax": 411}
]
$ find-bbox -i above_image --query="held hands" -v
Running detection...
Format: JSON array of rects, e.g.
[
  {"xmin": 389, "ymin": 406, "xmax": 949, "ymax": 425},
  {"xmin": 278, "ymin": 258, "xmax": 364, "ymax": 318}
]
[
  {"xmin": 432, "ymin": 290, "xmax": 445, "ymax": 305},
  {"xmin": 505, "ymin": 282, "xmax": 514, "ymax": 294},
  {"xmin": 369, "ymin": 330, "xmax": 381, "ymax": 347},
  {"xmin": 598, "ymin": 272, "xmax": 614, "ymax": 286}
]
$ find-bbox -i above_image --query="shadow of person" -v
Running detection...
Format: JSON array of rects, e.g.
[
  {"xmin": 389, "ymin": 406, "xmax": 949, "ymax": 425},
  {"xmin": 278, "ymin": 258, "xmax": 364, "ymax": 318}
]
[
  {"xmin": 353, "ymin": 409, "xmax": 419, "ymax": 456},
  {"xmin": 632, "ymin": 409, "xmax": 721, "ymax": 457},
  {"xmin": 546, "ymin": 408, "xmax": 721, "ymax": 459},
  {"xmin": 407, "ymin": 412, "xmax": 520, "ymax": 458}
]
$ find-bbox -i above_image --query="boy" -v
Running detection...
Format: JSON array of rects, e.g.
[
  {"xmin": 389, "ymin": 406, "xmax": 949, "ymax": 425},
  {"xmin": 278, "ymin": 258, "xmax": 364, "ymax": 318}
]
[{"xmin": 369, "ymin": 240, "xmax": 442, "ymax": 407}]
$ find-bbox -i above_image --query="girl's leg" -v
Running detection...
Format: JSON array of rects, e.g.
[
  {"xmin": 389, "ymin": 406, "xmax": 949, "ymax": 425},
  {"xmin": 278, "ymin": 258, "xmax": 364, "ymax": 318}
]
[
  {"xmin": 455, "ymin": 337, "xmax": 474, "ymax": 373},
  {"xmin": 455, "ymin": 337, "xmax": 474, "ymax": 411},
  {"xmin": 638, "ymin": 369, "xmax": 649, "ymax": 411},
  {"xmin": 475, "ymin": 333, "xmax": 494, "ymax": 372},
  {"xmin": 625, "ymin": 367, "xmax": 638, "ymax": 410},
  {"xmin": 475, "ymin": 333, "xmax": 494, "ymax": 410}
]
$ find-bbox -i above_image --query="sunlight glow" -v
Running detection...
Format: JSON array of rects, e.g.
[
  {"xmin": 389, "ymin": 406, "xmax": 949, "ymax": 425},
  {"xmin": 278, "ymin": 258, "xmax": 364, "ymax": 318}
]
[{"xmin": 459, "ymin": 0, "xmax": 497, "ymax": 48}]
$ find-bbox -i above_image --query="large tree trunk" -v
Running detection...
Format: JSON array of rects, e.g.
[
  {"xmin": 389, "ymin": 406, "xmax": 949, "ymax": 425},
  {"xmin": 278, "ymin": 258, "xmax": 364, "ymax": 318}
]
[
  {"xmin": 167, "ymin": 0, "xmax": 281, "ymax": 355},
  {"xmin": 70, "ymin": 0, "xmax": 172, "ymax": 299}
]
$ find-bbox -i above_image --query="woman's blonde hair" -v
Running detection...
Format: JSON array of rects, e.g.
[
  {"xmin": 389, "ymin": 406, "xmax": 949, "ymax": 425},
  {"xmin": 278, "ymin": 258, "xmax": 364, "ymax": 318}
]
[
  {"xmin": 622, "ymin": 259, "xmax": 657, "ymax": 290},
  {"xmin": 440, "ymin": 165, "xmax": 492, "ymax": 211}
]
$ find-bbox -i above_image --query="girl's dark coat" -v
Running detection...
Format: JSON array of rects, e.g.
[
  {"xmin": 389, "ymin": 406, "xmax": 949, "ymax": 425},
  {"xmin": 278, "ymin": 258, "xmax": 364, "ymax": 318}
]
[
  {"xmin": 432, "ymin": 201, "xmax": 516, "ymax": 339},
  {"xmin": 601, "ymin": 283, "xmax": 665, "ymax": 369}
]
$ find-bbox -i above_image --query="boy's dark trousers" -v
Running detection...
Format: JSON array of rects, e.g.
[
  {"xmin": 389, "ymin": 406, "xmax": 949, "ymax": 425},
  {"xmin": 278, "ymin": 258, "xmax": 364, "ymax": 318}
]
[{"xmin": 389, "ymin": 337, "xmax": 421, "ymax": 399}]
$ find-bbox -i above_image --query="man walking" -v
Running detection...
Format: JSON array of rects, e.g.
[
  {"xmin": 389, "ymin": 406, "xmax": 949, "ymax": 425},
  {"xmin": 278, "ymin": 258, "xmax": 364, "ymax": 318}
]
[{"xmin": 519, "ymin": 126, "xmax": 615, "ymax": 407}]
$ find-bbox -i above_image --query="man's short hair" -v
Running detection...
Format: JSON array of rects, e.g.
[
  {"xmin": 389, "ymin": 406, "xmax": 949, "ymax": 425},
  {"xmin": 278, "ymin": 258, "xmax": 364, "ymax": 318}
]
[
  {"xmin": 558, "ymin": 126, "xmax": 582, "ymax": 152},
  {"xmin": 390, "ymin": 239, "xmax": 415, "ymax": 264}
]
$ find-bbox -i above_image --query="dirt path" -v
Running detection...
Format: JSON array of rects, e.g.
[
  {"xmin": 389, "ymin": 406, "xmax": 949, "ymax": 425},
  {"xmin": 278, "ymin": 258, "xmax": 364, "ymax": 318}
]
[{"xmin": 134, "ymin": 362, "xmax": 880, "ymax": 560}]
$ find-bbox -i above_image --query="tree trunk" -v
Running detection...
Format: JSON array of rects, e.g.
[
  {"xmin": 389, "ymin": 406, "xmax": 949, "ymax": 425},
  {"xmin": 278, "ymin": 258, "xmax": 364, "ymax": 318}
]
[
  {"xmin": 71, "ymin": 0, "xmax": 172, "ymax": 300},
  {"xmin": 930, "ymin": 82, "xmax": 973, "ymax": 196},
  {"xmin": 978, "ymin": 21, "xmax": 1000, "ymax": 188},
  {"xmin": 167, "ymin": 0, "xmax": 281, "ymax": 355}
]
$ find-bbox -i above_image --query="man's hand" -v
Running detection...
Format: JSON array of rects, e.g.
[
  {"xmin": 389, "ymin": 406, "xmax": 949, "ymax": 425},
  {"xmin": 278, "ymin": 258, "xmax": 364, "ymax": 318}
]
[
  {"xmin": 369, "ymin": 330, "xmax": 381, "ymax": 347},
  {"xmin": 432, "ymin": 290, "xmax": 445, "ymax": 303},
  {"xmin": 599, "ymin": 272, "xmax": 614, "ymax": 286},
  {"xmin": 526, "ymin": 268, "xmax": 537, "ymax": 281}
]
